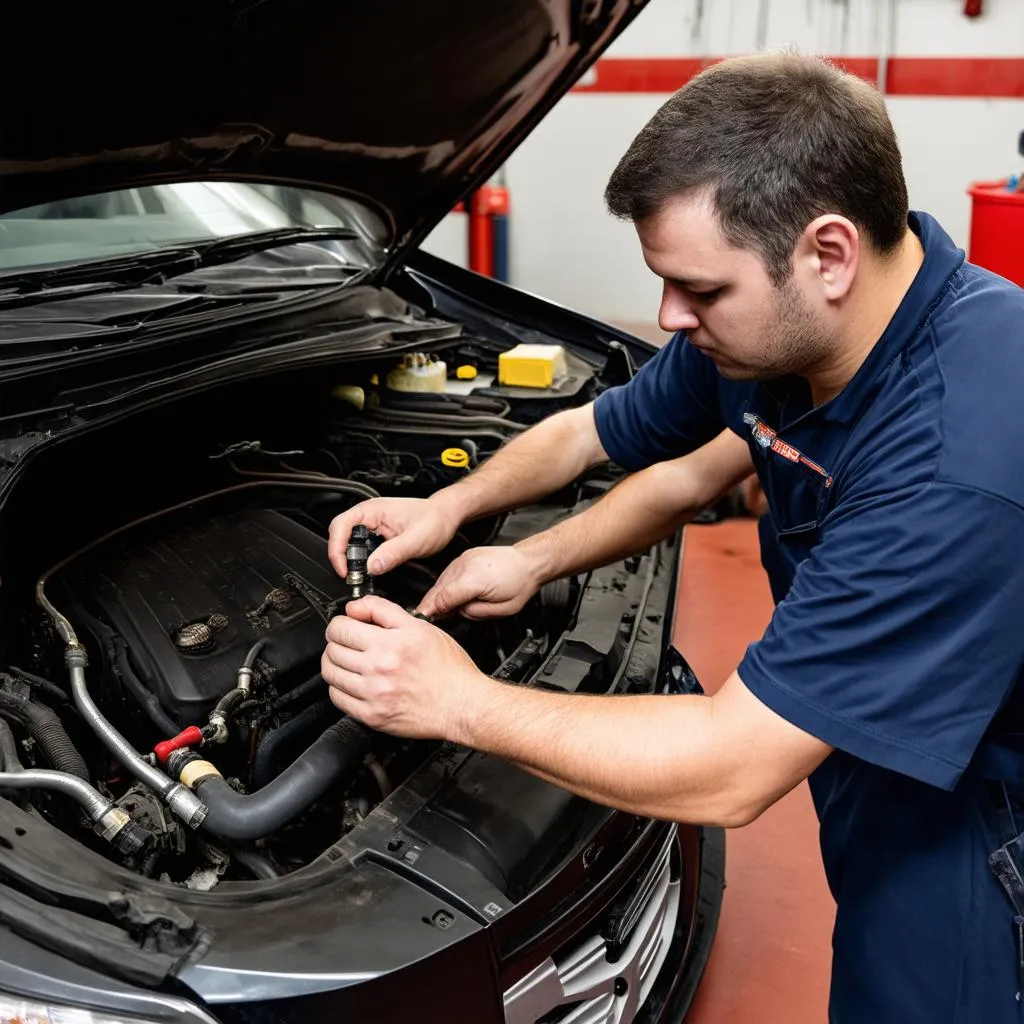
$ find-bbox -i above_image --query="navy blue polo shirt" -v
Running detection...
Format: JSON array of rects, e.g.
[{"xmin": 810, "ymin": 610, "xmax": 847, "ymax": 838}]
[{"xmin": 594, "ymin": 212, "xmax": 1024, "ymax": 1022}]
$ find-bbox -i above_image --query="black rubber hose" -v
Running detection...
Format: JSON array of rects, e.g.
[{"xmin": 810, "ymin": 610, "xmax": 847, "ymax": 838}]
[
  {"xmin": 0, "ymin": 719, "xmax": 23, "ymax": 772},
  {"xmin": 0, "ymin": 693, "xmax": 88, "ymax": 781},
  {"xmin": 233, "ymin": 847, "xmax": 280, "ymax": 880},
  {"xmin": 112, "ymin": 643, "xmax": 180, "ymax": 738},
  {"xmin": 212, "ymin": 687, "xmax": 247, "ymax": 724},
  {"xmin": 242, "ymin": 639, "xmax": 267, "ymax": 671},
  {"xmin": 266, "ymin": 673, "xmax": 325, "ymax": 717},
  {"xmin": 234, "ymin": 673, "xmax": 328, "ymax": 737},
  {"xmin": 195, "ymin": 717, "xmax": 371, "ymax": 842},
  {"xmin": 7, "ymin": 666, "xmax": 69, "ymax": 706},
  {"xmin": 251, "ymin": 699, "xmax": 335, "ymax": 790}
]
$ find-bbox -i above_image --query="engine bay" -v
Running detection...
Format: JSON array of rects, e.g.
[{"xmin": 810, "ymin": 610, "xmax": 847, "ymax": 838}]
[{"xmin": 0, "ymin": 317, "xmax": 625, "ymax": 890}]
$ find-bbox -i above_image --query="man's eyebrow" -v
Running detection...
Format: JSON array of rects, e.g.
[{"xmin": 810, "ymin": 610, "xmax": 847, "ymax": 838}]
[{"xmin": 669, "ymin": 275, "xmax": 723, "ymax": 289}]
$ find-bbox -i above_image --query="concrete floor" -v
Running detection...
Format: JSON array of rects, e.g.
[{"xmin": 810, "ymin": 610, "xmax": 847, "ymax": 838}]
[{"xmin": 672, "ymin": 520, "xmax": 835, "ymax": 1021}]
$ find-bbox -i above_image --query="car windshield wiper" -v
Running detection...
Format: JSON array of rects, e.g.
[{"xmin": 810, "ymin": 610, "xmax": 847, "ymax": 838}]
[
  {"xmin": 188, "ymin": 225, "xmax": 361, "ymax": 267},
  {"xmin": 0, "ymin": 227, "xmax": 363, "ymax": 298}
]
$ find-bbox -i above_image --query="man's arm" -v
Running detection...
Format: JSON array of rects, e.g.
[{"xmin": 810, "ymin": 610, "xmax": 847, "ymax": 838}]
[
  {"xmin": 431, "ymin": 403, "xmax": 609, "ymax": 523},
  {"xmin": 455, "ymin": 670, "xmax": 832, "ymax": 828},
  {"xmin": 419, "ymin": 429, "xmax": 754, "ymax": 618},
  {"xmin": 518, "ymin": 429, "xmax": 753, "ymax": 582},
  {"xmin": 329, "ymin": 404, "xmax": 609, "ymax": 577},
  {"xmin": 322, "ymin": 601, "xmax": 833, "ymax": 829}
]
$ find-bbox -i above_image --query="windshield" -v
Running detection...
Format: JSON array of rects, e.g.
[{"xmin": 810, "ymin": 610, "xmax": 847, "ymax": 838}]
[{"xmin": 0, "ymin": 182, "xmax": 387, "ymax": 272}]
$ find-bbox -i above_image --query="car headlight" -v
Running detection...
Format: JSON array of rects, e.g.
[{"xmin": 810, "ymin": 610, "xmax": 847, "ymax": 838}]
[{"xmin": 0, "ymin": 993, "xmax": 217, "ymax": 1024}]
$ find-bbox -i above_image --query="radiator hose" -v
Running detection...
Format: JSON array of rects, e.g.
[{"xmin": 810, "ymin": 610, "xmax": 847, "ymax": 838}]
[
  {"xmin": 175, "ymin": 717, "xmax": 372, "ymax": 843},
  {"xmin": 0, "ymin": 690, "xmax": 89, "ymax": 781}
]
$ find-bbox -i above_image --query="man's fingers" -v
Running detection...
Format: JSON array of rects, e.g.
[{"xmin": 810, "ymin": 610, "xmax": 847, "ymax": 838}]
[
  {"xmin": 344, "ymin": 595, "xmax": 412, "ymax": 629},
  {"xmin": 367, "ymin": 534, "xmax": 418, "ymax": 576},
  {"xmin": 325, "ymin": 675, "xmax": 371, "ymax": 720},
  {"xmin": 323, "ymin": 641, "xmax": 365, "ymax": 676},
  {"xmin": 325, "ymin": 613, "xmax": 381, "ymax": 650},
  {"xmin": 418, "ymin": 580, "xmax": 464, "ymax": 619},
  {"xmin": 460, "ymin": 598, "xmax": 519, "ymax": 620},
  {"xmin": 321, "ymin": 651, "xmax": 369, "ymax": 695}
]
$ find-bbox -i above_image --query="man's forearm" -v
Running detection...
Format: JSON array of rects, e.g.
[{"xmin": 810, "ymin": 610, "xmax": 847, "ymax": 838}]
[
  {"xmin": 516, "ymin": 430, "xmax": 754, "ymax": 584},
  {"xmin": 455, "ymin": 677, "xmax": 742, "ymax": 826},
  {"xmin": 429, "ymin": 405, "xmax": 607, "ymax": 526}
]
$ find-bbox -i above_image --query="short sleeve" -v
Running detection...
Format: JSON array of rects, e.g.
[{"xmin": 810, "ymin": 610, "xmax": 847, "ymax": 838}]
[
  {"xmin": 593, "ymin": 333, "xmax": 726, "ymax": 471},
  {"xmin": 739, "ymin": 481, "xmax": 1024, "ymax": 790}
]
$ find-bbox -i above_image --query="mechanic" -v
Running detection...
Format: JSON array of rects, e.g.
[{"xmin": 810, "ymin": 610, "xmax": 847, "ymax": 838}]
[{"xmin": 322, "ymin": 53, "xmax": 1024, "ymax": 1022}]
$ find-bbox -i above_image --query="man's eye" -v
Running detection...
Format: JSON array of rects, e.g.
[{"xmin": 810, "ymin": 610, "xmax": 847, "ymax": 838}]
[{"xmin": 693, "ymin": 288, "xmax": 722, "ymax": 303}]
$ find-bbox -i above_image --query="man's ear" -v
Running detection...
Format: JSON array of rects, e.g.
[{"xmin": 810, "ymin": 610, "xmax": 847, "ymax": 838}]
[{"xmin": 796, "ymin": 215, "xmax": 859, "ymax": 301}]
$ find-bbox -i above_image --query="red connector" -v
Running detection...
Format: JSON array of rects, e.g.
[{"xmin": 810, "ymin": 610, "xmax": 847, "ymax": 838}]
[{"xmin": 154, "ymin": 726, "xmax": 204, "ymax": 764}]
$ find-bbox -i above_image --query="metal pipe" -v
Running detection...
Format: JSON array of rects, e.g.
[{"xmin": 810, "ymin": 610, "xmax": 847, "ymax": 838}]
[
  {"xmin": 0, "ymin": 767, "xmax": 109, "ymax": 819},
  {"xmin": 0, "ymin": 768, "xmax": 150, "ymax": 856},
  {"xmin": 236, "ymin": 637, "xmax": 267, "ymax": 694},
  {"xmin": 65, "ymin": 650, "xmax": 206, "ymax": 829}
]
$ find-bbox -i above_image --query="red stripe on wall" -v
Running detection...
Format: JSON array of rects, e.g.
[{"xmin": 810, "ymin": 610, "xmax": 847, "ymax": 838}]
[
  {"xmin": 885, "ymin": 57, "xmax": 1024, "ymax": 98},
  {"xmin": 572, "ymin": 56, "xmax": 1024, "ymax": 98}
]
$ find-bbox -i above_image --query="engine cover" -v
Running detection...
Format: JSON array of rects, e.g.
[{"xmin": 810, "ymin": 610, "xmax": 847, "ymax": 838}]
[{"xmin": 58, "ymin": 508, "xmax": 345, "ymax": 726}]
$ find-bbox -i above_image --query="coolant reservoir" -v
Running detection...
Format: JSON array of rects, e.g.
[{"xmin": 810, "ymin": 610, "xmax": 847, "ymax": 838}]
[{"xmin": 386, "ymin": 353, "xmax": 448, "ymax": 393}]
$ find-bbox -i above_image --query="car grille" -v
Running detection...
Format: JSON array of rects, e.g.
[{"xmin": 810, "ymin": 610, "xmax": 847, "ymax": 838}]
[{"xmin": 503, "ymin": 828, "xmax": 680, "ymax": 1024}]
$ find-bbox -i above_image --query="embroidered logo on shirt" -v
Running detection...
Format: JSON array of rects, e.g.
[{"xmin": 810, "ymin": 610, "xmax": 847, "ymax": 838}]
[{"xmin": 743, "ymin": 412, "xmax": 833, "ymax": 488}]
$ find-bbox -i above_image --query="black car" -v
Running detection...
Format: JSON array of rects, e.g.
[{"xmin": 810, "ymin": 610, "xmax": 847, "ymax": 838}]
[{"xmin": 0, "ymin": 2, "xmax": 724, "ymax": 1021}]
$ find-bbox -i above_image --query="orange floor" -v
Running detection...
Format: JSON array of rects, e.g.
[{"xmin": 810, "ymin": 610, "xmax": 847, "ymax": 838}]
[{"xmin": 671, "ymin": 519, "xmax": 836, "ymax": 1022}]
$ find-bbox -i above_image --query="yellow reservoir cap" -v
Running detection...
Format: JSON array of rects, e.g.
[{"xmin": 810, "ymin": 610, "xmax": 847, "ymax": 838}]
[
  {"xmin": 498, "ymin": 343, "xmax": 567, "ymax": 389},
  {"xmin": 441, "ymin": 447, "xmax": 470, "ymax": 469},
  {"xmin": 456, "ymin": 364, "xmax": 478, "ymax": 380},
  {"xmin": 331, "ymin": 385, "xmax": 365, "ymax": 410}
]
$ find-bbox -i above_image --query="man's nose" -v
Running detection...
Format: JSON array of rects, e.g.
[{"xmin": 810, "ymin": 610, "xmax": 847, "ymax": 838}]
[{"xmin": 658, "ymin": 288, "xmax": 700, "ymax": 333}]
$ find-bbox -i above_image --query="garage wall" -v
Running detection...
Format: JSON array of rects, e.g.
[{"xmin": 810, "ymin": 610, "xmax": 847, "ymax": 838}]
[{"xmin": 421, "ymin": 0, "xmax": 1024, "ymax": 325}]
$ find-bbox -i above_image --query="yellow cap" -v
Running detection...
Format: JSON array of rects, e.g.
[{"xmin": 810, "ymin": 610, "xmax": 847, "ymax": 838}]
[
  {"xmin": 456, "ymin": 365, "xmax": 478, "ymax": 380},
  {"xmin": 369, "ymin": 373, "xmax": 379, "ymax": 386},
  {"xmin": 330, "ymin": 385, "xmax": 365, "ymax": 410},
  {"xmin": 441, "ymin": 447, "xmax": 470, "ymax": 469}
]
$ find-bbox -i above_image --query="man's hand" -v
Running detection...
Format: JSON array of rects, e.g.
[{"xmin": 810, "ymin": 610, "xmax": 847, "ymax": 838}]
[
  {"xmin": 417, "ymin": 546, "xmax": 545, "ymax": 620},
  {"xmin": 328, "ymin": 497, "xmax": 459, "ymax": 578},
  {"xmin": 322, "ymin": 596, "xmax": 489, "ymax": 739}
]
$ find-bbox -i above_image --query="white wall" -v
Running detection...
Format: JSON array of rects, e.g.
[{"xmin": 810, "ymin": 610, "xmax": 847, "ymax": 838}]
[{"xmin": 422, "ymin": 0, "xmax": 1024, "ymax": 324}]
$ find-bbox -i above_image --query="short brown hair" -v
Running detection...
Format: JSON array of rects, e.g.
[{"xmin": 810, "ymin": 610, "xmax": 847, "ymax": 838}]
[{"xmin": 604, "ymin": 53, "xmax": 909, "ymax": 284}]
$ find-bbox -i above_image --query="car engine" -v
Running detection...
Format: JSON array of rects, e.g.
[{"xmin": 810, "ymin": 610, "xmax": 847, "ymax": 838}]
[
  {"xmin": 59, "ymin": 507, "xmax": 354, "ymax": 729},
  {"xmin": 1, "ymin": 479, "xmax": 543, "ymax": 888},
  {"xmin": 0, "ymin": 335, "xmax": 604, "ymax": 888},
  {"xmin": 0, "ymin": 468, "xmax": 580, "ymax": 891}
]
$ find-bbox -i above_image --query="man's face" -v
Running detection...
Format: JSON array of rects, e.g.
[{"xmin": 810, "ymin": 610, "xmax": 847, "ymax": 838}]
[{"xmin": 636, "ymin": 192, "xmax": 833, "ymax": 381}]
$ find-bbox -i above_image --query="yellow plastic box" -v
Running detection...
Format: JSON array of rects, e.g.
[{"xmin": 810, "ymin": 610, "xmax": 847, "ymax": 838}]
[{"xmin": 498, "ymin": 343, "xmax": 567, "ymax": 389}]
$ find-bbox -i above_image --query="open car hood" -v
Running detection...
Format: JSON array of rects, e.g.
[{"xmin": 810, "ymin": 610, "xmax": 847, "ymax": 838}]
[{"xmin": 0, "ymin": 0, "xmax": 648, "ymax": 261}]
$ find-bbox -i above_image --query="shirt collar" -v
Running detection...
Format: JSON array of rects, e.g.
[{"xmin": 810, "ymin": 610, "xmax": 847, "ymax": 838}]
[{"xmin": 816, "ymin": 211, "xmax": 965, "ymax": 425}]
